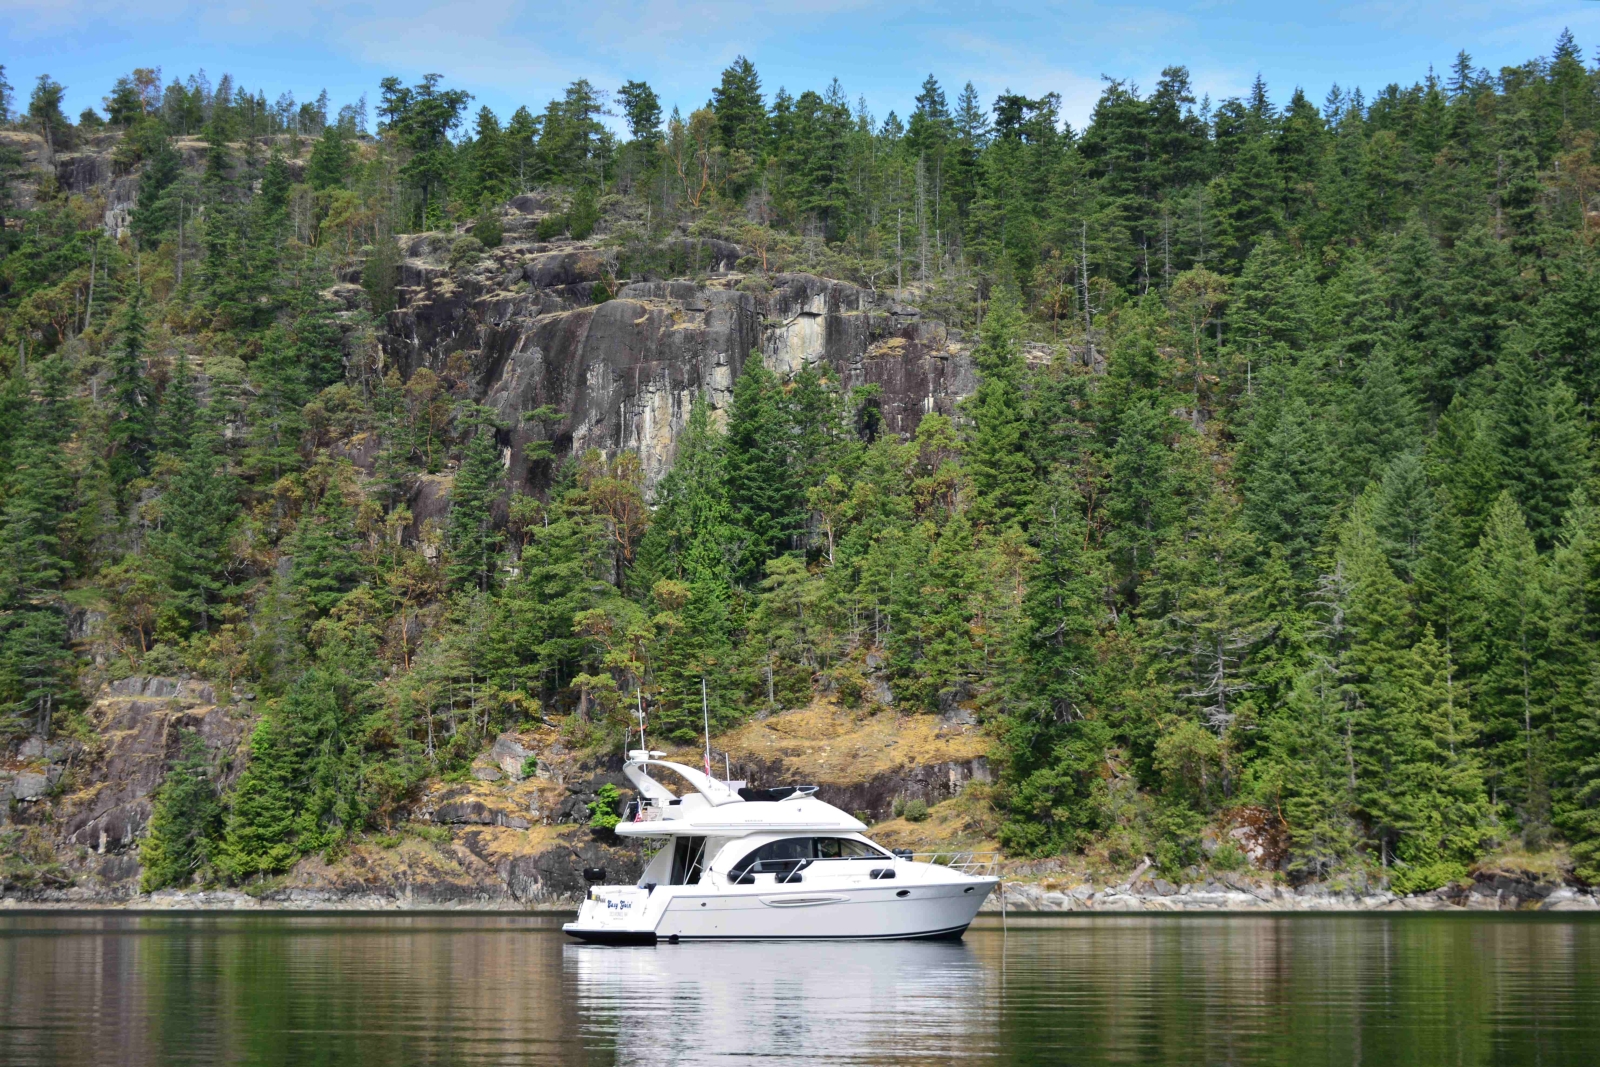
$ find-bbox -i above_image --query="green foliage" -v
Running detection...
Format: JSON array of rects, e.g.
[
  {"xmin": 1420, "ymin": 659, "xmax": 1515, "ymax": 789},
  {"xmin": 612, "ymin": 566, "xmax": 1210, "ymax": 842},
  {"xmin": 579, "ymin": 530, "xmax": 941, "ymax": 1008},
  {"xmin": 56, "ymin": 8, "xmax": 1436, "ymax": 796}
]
[
  {"xmin": 445, "ymin": 405, "xmax": 505, "ymax": 593},
  {"xmin": 108, "ymin": 289, "xmax": 157, "ymax": 487},
  {"xmin": 588, "ymin": 782, "xmax": 623, "ymax": 830},
  {"xmin": 447, "ymin": 236, "xmax": 485, "ymax": 272},
  {"xmin": 362, "ymin": 236, "xmax": 401, "ymax": 317},
  {"xmin": 470, "ymin": 206, "xmax": 503, "ymax": 248},
  {"xmin": 725, "ymin": 353, "xmax": 802, "ymax": 583},
  {"xmin": 964, "ymin": 289, "xmax": 1034, "ymax": 528},
  {"xmin": 305, "ymin": 126, "xmax": 353, "ymax": 191},
  {"xmin": 379, "ymin": 73, "xmax": 473, "ymax": 227},
  {"xmin": 618, "ymin": 81, "xmax": 662, "ymax": 143},
  {"xmin": 535, "ymin": 213, "xmax": 567, "ymax": 241},
  {"xmin": 567, "ymin": 187, "xmax": 599, "ymax": 240},
  {"xmin": 221, "ymin": 647, "xmax": 382, "ymax": 878},
  {"xmin": 8, "ymin": 43, "xmax": 1600, "ymax": 895},
  {"xmin": 140, "ymin": 729, "xmax": 224, "ymax": 891},
  {"xmin": 1210, "ymin": 841, "xmax": 1247, "ymax": 872}
]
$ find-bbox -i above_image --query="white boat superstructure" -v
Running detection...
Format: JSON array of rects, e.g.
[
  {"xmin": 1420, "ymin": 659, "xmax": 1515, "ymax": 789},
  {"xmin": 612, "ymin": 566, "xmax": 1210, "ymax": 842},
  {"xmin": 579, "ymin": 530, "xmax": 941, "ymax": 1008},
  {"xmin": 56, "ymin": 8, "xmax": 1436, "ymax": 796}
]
[{"xmin": 563, "ymin": 752, "xmax": 998, "ymax": 944}]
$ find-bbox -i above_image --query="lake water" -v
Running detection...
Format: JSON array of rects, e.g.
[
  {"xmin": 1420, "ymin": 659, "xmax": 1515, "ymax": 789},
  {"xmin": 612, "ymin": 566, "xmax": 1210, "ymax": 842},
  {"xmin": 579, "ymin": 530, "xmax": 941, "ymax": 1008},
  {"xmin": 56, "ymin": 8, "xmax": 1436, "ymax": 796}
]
[{"xmin": 1, "ymin": 912, "xmax": 1597, "ymax": 1065}]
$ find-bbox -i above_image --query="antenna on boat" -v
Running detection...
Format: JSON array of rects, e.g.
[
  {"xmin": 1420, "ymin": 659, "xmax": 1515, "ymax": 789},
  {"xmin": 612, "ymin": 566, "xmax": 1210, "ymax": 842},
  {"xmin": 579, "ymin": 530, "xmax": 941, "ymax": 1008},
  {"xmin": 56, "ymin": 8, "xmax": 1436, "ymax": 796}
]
[
  {"xmin": 701, "ymin": 677, "xmax": 712, "ymax": 778},
  {"xmin": 636, "ymin": 689, "xmax": 647, "ymax": 759}
]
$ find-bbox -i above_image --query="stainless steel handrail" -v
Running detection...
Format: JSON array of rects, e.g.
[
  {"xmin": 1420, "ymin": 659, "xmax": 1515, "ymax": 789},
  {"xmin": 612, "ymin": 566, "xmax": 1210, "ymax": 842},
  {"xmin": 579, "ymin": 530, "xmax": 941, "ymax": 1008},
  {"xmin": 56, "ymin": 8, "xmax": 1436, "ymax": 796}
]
[{"xmin": 905, "ymin": 851, "xmax": 1000, "ymax": 876}]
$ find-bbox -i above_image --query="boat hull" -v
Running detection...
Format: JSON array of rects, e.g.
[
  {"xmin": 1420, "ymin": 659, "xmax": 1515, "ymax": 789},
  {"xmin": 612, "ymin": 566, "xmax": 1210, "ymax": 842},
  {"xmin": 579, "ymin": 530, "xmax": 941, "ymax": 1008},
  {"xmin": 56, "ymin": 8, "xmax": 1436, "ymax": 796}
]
[{"xmin": 563, "ymin": 879, "xmax": 996, "ymax": 944}]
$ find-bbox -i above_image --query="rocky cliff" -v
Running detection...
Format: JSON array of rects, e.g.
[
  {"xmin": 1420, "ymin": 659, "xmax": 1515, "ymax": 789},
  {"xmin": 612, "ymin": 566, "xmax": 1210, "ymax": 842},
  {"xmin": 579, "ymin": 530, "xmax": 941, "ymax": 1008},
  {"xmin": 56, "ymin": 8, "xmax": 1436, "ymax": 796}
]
[
  {"xmin": 376, "ymin": 198, "xmax": 974, "ymax": 493},
  {"xmin": 15, "ymin": 128, "xmax": 980, "ymax": 499}
]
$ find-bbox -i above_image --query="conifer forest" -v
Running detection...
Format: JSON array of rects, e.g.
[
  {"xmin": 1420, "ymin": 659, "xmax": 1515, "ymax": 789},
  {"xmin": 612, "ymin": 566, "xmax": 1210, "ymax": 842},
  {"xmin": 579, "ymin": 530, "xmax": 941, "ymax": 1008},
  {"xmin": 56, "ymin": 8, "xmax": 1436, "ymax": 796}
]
[{"xmin": 5, "ymin": 33, "xmax": 1600, "ymax": 898}]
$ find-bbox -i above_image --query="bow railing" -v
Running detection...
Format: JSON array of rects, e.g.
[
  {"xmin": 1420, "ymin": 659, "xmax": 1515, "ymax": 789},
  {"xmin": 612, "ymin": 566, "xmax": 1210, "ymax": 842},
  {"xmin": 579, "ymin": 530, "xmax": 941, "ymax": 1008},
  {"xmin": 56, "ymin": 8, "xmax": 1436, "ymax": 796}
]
[{"xmin": 898, "ymin": 850, "xmax": 1000, "ymax": 877}]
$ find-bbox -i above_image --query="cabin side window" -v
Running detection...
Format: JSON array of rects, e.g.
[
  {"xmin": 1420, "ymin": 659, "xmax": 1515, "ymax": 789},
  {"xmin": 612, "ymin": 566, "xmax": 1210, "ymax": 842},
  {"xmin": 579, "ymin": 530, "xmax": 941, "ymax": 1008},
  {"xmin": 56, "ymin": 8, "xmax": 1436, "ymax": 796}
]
[
  {"xmin": 814, "ymin": 837, "xmax": 888, "ymax": 859},
  {"xmin": 728, "ymin": 837, "xmax": 889, "ymax": 882}
]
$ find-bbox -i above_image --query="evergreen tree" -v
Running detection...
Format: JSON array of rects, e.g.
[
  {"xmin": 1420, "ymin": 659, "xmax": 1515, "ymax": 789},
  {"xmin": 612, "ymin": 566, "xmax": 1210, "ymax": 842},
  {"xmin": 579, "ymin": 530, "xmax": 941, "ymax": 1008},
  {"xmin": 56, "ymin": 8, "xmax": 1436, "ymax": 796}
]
[
  {"xmin": 1467, "ymin": 492, "xmax": 1554, "ymax": 834},
  {"xmin": 964, "ymin": 289, "xmax": 1034, "ymax": 528},
  {"xmin": 131, "ymin": 131, "xmax": 182, "ymax": 246},
  {"xmin": 1548, "ymin": 493, "xmax": 1600, "ymax": 875},
  {"xmin": 445, "ymin": 406, "xmax": 505, "ymax": 593},
  {"xmin": 725, "ymin": 354, "xmax": 801, "ymax": 584},
  {"xmin": 0, "ymin": 608, "xmax": 71, "ymax": 739},
  {"xmin": 617, "ymin": 80, "xmax": 662, "ymax": 143},
  {"xmin": 150, "ymin": 433, "xmax": 240, "ymax": 632},
  {"xmin": 636, "ymin": 400, "xmax": 738, "ymax": 739},
  {"xmin": 109, "ymin": 289, "xmax": 157, "ymax": 486},
  {"xmin": 220, "ymin": 715, "xmax": 302, "ymax": 878},
  {"xmin": 1492, "ymin": 347, "xmax": 1589, "ymax": 549},
  {"xmin": 1257, "ymin": 660, "xmax": 1364, "ymax": 880},
  {"xmin": 223, "ymin": 644, "xmax": 379, "ymax": 878},
  {"xmin": 243, "ymin": 328, "xmax": 309, "ymax": 483},
  {"xmin": 0, "ymin": 401, "xmax": 72, "ymax": 605},
  {"xmin": 157, "ymin": 352, "xmax": 199, "ymax": 457},
  {"xmin": 635, "ymin": 399, "xmax": 735, "ymax": 591},
  {"xmin": 1373, "ymin": 451, "xmax": 1431, "ymax": 581},
  {"xmin": 495, "ymin": 491, "xmax": 609, "ymax": 699},
  {"xmin": 289, "ymin": 476, "xmax": 365, "ymax": 615},
  {"xmin": 140, "ymin": 728, "xmax": 224, "ymax": 890},
  {"xmin": 464, "ymin": 105, "xmax": 510, "ymax": 206},
  {"xmin": 1427, "ymin": 392, "xmax": 1501, "ymax": 542},
  {"xmin": 1344, "ymin": 353, "xmax": 1419, "ymax": 488},
  {"xmin": 260, "ymin": 148, "xmax": 292, "ymax": 213},
  {"xmin": 997, "ymin": 474, "xmax": 1111, "ymax": 855},
  {"xmin": 305, "ymin": 125, "xmax": 353, "ymax": 191},
  {"xmin": 1146, "ymin": 492, "xmax": 1267, "ymax": 740},
  {"xmin": 710, "ymin": 57, "xmax": 766, "ymax": 170},
  {"xmin": 1241, "ymin": 395, "xmax": 1336, "ymax": 578}
]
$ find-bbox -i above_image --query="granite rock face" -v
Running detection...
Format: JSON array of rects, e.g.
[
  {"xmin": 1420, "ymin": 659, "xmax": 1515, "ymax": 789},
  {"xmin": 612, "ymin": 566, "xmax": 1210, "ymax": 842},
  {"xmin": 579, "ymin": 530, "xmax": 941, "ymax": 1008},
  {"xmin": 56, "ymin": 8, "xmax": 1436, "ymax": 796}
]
[
  {"xmin": 1, "ymin": 677, "xmax": 249, "ymax": 898},
  {"xmin": 62, "ymin": 679, "xmax": 247, "ymax": 859},
  {"xmin": 381, "ymin": 225, "xmax": 974, "ymax": 495}
]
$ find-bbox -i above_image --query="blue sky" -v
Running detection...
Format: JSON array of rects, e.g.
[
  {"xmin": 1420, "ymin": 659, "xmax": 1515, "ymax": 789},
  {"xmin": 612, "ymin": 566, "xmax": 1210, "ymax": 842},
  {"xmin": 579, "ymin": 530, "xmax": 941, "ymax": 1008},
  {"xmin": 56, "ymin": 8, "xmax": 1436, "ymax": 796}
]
[{"xmin": 6, "ymin": 1, "xmax": 1600, "ymax": 135}]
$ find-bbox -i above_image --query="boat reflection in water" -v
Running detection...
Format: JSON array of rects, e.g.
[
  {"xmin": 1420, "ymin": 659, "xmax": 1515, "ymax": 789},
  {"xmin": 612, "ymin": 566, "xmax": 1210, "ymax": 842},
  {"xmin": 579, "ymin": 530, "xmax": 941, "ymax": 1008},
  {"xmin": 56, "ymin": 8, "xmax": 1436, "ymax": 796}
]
[{"xmin": 566, "ymin": 936, "xmax": 997, "ymax": 1064}]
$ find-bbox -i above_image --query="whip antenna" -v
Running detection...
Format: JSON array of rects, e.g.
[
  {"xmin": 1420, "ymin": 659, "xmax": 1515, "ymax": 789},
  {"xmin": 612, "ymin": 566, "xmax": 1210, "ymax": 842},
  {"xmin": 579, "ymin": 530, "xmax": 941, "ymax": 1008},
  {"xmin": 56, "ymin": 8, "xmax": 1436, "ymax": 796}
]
[{"xmin": 702, "ymin": 677, "xmax": 712, "ymax": 778}]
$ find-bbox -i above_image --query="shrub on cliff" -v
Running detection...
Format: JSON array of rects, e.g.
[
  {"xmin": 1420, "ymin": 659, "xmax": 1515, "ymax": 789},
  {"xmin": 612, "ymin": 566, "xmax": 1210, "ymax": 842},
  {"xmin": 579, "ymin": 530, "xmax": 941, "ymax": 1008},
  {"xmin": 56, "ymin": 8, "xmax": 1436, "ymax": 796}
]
[
  {"xmin": 589, "ymin": 783, "xmax": 623, "ymax": 831},
  {"xmin": 470, "ymin": 205, "xmax": 503, "ymax": 248},
  {"xmin": 447, "ymin": 236, "xmax": 485, "ymax": 273}
]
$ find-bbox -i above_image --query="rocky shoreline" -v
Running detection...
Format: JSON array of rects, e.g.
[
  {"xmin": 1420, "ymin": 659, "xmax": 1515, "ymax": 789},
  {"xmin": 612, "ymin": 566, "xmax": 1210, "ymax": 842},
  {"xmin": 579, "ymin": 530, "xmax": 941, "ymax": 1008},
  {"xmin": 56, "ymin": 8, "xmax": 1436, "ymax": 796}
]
[
  {"xmin": 7, "ymin": 874, "xmax": 1596, "ymax": 914},
  {"xmin": 990, "ymin": 877, "xmax": 1600, "ymax": 913},
  {"xmin": 7, "ymin": 676, "xmax": 1597, "ymax": 917}
]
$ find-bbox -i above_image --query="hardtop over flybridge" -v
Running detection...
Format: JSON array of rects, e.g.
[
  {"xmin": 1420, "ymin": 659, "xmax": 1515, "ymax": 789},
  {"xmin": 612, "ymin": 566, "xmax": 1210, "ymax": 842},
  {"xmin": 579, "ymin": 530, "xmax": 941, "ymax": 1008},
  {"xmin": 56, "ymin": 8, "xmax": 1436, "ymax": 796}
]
[{"xmin": 562, "ymin": 752, "xmax": 999, "ymax": 944}]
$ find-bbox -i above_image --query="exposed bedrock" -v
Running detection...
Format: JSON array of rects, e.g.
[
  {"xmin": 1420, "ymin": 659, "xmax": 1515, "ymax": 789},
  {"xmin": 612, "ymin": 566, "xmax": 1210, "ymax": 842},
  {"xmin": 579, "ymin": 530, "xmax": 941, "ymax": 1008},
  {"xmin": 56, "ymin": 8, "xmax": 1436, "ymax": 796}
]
[
  {"xmin": 381, "ymin": 236, "xmax": 975, "ymax": 492},
  {"xmin": 729, "ymin": 754, "xmax": 992, "ymax": 825}
]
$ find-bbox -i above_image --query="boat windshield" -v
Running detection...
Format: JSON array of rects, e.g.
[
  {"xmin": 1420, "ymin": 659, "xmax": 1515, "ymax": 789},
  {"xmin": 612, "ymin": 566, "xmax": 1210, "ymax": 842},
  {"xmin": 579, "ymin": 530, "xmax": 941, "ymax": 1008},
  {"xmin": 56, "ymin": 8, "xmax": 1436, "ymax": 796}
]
[{"xmin": 728, "ymin": 837, "xmax": 889, "ymax": 881}]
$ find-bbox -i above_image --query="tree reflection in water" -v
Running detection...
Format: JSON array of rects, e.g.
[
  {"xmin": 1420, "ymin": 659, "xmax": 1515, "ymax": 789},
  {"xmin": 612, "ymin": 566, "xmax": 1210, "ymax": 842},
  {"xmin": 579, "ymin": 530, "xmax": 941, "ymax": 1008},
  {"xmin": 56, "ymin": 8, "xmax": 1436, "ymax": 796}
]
[{"xmin": 2, "ymin": 913, "xmax": 1598, "ymax": 1065}]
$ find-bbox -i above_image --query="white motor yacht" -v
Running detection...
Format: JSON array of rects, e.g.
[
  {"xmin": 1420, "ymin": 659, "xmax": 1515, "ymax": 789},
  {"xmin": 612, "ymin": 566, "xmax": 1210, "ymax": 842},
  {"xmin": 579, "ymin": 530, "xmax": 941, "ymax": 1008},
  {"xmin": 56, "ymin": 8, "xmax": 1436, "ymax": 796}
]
[{"xmin": 563, "ymin": 752, "xmax": 999, "ymax": 944}]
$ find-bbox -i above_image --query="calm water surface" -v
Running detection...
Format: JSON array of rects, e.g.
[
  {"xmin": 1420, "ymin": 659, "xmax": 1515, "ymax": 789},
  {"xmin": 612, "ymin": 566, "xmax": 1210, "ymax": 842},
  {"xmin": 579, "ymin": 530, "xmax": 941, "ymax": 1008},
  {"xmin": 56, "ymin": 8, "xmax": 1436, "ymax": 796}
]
[{"xmin": 1, "ymin": 912, "xmax": 1597, "ymax": 1065}]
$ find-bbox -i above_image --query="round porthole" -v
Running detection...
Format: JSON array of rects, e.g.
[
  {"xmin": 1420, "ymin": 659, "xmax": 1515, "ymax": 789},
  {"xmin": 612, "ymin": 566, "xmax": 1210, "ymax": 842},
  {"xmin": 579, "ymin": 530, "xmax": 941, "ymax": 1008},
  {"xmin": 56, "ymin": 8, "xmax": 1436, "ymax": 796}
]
[{"xmin": 896, "ymin": 889, "xmax": 910, "ymax": 898}]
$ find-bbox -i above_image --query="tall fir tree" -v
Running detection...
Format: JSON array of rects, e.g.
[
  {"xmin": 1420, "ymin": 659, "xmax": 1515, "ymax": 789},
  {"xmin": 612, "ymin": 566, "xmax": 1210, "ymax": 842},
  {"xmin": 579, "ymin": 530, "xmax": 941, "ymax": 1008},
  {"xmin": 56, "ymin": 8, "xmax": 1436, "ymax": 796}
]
[
  {"xmin": 109, "ymin": 288, "xmax": 158, "ymax": 487},
  {"xmin": 445, "ymin": 406, "xmax": 505, "ymax": 593},
  {"xmin": 964, "ymin": 289, "xmax": 1034, "ymax": 529},
  {"xmin": 725, "ymin": 354, "xmax": 801, "ymax": 584}
]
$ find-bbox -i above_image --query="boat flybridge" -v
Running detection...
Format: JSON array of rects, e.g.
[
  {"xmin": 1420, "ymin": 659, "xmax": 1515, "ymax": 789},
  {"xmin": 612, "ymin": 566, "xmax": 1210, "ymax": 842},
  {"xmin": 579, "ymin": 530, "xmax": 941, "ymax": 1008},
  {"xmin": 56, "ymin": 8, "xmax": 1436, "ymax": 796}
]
[{"xmin": 563, "ymin": 752, "xmax": 999, "ymax": 944}]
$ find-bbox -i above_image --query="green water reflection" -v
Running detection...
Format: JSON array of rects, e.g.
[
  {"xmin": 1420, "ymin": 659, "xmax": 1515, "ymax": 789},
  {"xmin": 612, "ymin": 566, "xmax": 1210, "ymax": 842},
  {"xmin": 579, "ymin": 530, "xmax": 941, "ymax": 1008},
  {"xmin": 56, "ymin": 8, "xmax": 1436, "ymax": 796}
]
[{"xmin": 0, "ymin": 912, "xmax": 1595, "ymax": 1065}]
